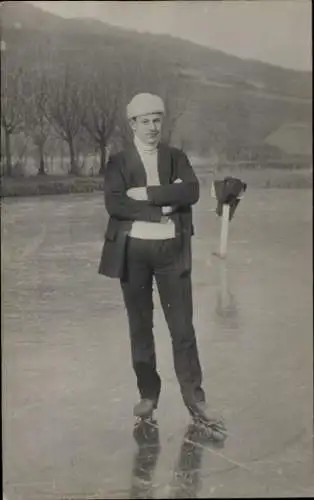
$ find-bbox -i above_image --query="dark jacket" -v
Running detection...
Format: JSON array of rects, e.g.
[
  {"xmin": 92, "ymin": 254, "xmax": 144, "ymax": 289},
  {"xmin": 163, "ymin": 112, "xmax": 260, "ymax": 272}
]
[{"xmin": 98, "ymin": 142, "xmax": 199, "ymax": 279}]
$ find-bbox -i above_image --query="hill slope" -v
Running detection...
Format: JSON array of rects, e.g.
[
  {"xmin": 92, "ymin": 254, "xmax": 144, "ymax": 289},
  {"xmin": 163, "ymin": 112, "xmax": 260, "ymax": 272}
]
[{"xmin": 1, "ymin": 1, "xmax": 312, "ymax": 162}]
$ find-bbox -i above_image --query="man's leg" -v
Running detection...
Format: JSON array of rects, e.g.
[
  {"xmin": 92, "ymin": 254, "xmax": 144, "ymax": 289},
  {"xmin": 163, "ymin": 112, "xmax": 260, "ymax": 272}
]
[
  {"xmin": 153, "ymin": 239, "xmax": 206, "ymax": 415},
  {"xmin": 120, "ymin": 238, "xmax": 161, "ymax": 414}
]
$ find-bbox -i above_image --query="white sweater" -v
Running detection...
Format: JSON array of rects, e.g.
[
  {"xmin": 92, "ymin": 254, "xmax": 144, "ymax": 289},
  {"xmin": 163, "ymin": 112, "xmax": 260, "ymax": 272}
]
[{"xmin": 129, "ymin": 137, "xmax": 175, "ymax": 240}]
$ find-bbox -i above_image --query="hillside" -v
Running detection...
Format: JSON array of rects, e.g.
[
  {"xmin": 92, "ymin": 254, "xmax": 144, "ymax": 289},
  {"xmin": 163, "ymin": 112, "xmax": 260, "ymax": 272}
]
[
  {"xmin": 1, "ymin": 1, "xmax": 312, "ymax": 169},
  {"xmin": 2, "ymin": 2, "xmax": 312, "ymax": 97}
]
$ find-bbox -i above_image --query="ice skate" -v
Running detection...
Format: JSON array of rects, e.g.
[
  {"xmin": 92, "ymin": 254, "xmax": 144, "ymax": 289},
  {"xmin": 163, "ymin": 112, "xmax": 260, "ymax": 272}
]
[
  {"xmin": 190, "ymin": 402, "xmax": 227, "ymax": 442},
  {"xmin": 192, "ymin": 418, "xmax": 227, "ymax": 443},
  {"xmin": 133, "ymin": 415, "xmax": 159, "ymax": 445}
]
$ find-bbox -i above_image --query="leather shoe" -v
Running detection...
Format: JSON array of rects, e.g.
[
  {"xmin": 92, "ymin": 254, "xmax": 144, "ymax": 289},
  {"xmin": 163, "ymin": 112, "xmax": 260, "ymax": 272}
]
[{"xmin": 133, "ymin": 398, "xmax": 155, "ymax": 418}]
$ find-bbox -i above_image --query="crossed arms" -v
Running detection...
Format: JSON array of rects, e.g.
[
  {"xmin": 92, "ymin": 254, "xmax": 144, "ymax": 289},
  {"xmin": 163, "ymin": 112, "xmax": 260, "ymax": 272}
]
[{"xmin": 104, "ymin": 150, "xmax": 200, "ymax": 222}]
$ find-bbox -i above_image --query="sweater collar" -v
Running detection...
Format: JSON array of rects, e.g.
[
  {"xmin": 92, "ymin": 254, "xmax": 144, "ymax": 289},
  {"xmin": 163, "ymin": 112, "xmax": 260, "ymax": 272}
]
[{"xmin": 134, "ymin": 134, "xmax": 159, "ymax": 154}]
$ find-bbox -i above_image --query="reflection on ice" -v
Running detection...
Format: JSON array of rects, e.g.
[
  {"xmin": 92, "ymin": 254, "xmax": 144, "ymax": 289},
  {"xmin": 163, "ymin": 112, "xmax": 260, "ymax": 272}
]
[
  {"xmin": 169, "ymin": 423, "xmax": 225, "ymax": 499},
  {"xmin": 130, "ymin": 419, "xmax": 226, "ymax": 499},
  {"xmin": 214, "ymin": 261, "xmax": 240, "ymax": 332},
  {"xmin": 131, "ymin": 419, "xmax": 161, "ymax": 499}
]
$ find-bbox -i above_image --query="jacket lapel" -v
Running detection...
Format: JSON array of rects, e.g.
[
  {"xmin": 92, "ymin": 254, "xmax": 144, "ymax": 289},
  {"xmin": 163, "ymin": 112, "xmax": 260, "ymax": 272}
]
[
  {"xmin": 157, "ymin": 143, "xmax": 172, "ymax": 185},
  {"xmin": 125, "ymin": 144, "xmax": 147, "ymax": 186}
]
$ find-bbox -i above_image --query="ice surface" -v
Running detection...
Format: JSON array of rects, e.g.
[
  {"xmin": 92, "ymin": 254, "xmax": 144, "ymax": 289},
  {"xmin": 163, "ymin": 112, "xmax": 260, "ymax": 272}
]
[{"xmin": 2, "ymin": 187, "xmax": 313, "ymax": 499}]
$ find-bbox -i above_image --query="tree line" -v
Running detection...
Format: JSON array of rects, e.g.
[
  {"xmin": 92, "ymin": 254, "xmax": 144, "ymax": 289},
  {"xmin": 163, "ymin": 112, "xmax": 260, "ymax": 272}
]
[{"xmin": 1, "ymin": 43, "xmax": 185, "ymax": 177}]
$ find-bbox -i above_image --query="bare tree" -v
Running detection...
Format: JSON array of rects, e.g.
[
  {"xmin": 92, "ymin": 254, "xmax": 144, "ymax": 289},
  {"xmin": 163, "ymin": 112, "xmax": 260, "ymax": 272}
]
[
  {"xmin": 1, "ymin": 41, "xmax": 26, "ymax": 176},
  {"xmin": 114, "ymin": 101, "xmax": 133, "ymax": 150},
  {"xmin": 24, "ymin": 72, "xmax": 51, "ymax": 175},
  {"xmin": 81, "ymin": 66, "xmax": 121, "ymax": 175},
  {"xmin": 161, "ymin": 86, "xmax": 186, "ymax": 144},
  {"xmin": 44, "ymin": 65, "xmax": 86, "ymax": 175}
]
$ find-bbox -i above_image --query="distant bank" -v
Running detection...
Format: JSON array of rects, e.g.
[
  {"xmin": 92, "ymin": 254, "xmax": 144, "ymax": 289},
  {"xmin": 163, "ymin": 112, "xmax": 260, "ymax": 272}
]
[
  {"xmin": 1, "ymin": 176, "xmax": 105, "ymax": 198},
  {"xmin": 1, "ymin": 167, "xmax": 311, "ymax": 198}
]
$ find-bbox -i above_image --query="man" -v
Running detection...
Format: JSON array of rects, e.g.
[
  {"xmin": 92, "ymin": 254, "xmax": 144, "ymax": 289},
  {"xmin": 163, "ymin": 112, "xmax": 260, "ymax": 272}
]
[{"xmin": 99, "ymin": 93, "xmax": 225, "ymax": 434}]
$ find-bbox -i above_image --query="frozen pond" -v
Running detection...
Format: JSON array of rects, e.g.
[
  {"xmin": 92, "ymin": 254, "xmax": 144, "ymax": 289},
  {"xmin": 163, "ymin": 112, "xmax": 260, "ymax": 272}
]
[{"xmin": 2, "ymin": 187, "xmax": 313, "ymax": 499}]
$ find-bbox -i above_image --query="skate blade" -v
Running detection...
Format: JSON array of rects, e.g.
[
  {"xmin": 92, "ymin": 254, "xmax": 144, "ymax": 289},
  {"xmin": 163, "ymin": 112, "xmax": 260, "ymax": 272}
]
[
  {"xmin": 192, "ymin": 420, "xmax": 227, "ymax": 442},
  {"xmin": 134, "ymin": 416, "xmax": 158, "ymax": 432},
  {"xmin": 201, "ymin": 426, "xmax": 227, "ymax": 443},
  {"xmin": 193, "ymin": 416, "xmax": 226, "ymax": 428}
]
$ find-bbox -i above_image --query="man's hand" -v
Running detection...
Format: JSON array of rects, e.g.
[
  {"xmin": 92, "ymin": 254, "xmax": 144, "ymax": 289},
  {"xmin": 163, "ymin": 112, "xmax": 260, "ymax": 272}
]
[
  {"xmin": 162, "ymin": 206, "xmax": 174, "ymax": 215},
  {"xmin": 126, "ymin": 187, "xmax": 148, "ymax": 201},
  {"xmin": 161, "ymin": 179, "xmax": 182, "ymax": 214}
]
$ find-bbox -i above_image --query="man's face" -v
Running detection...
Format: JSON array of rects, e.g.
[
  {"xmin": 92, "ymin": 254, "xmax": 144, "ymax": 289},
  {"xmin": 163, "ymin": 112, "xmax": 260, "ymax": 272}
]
[{"xmin": 130, "ymin": 113, "xmax": 163, "ymax": 145}]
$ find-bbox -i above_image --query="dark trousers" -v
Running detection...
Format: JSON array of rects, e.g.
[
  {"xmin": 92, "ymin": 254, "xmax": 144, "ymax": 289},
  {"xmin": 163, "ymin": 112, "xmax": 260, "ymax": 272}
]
[{"xmin": 120, "ymin": 237, "xmax": 206, "ymax": 414}]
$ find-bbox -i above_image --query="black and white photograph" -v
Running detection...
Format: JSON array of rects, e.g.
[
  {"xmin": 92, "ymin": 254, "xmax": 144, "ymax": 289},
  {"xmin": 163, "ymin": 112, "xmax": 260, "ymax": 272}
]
[{"xmin": 1, "ymin": 1, "xmax": 312, "ymax": 499}]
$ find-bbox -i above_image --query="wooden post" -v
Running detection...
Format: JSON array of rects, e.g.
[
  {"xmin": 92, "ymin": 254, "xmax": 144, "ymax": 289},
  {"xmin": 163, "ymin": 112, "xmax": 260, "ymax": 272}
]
[
  {"xmin": 211, "ymin": 179, "xmax": 246, "ymax": 259},
  {"xmin": 219, "ymin": 204, "xmax": 230, "ymax": 259}
]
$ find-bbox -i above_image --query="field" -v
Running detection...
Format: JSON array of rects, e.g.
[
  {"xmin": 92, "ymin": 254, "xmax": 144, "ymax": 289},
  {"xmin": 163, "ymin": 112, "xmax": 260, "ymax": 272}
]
[{"xmin": 2, "ymin": 187, "xmax": 313, "ymax": 499}]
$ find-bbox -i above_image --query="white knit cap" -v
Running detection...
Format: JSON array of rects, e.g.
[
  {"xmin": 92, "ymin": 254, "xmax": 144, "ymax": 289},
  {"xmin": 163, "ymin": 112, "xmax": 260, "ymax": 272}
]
[{"xmin": 126, "ymin": 93, "xmax": 165, "ymax": 119}]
